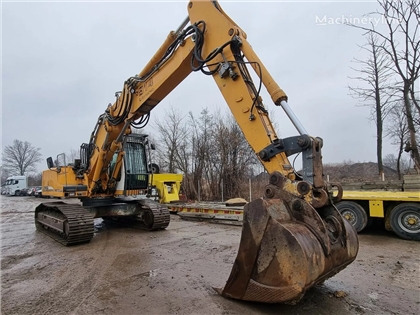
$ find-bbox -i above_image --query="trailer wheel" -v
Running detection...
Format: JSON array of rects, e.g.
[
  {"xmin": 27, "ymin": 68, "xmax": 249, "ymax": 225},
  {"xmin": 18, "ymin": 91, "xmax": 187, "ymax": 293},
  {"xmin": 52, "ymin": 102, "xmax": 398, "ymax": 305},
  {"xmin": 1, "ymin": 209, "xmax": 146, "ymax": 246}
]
[
  {"xmin": 389, "ymin": 203, "xmax": 420, "ymax": 241},
  {"xmin": 336, "ymin": 201, "xmax": 368, "ymax": 233}
]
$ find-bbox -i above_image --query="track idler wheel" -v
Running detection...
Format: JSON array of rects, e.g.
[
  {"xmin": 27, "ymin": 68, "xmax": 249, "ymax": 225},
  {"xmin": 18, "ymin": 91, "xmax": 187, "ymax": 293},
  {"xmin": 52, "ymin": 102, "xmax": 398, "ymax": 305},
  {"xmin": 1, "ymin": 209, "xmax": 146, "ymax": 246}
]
[{"xmin": 216, "ymin": 180, "xmax": 359, "ymax": 304}]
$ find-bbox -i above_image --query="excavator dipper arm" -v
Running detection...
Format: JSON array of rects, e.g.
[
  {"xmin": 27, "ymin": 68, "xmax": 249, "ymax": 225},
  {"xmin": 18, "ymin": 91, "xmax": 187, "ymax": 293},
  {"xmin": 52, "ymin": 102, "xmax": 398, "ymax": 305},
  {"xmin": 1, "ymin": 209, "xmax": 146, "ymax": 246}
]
[{"xmin": 78, "ymin": 0, "xmax": 358, "ymax": 304}]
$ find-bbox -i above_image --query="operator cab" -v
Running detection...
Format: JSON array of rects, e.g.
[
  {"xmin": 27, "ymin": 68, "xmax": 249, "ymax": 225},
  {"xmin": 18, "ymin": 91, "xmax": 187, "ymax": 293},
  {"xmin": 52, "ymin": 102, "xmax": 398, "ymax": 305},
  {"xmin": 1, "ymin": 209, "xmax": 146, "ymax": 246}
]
[{"xmin": 109, "ymin": 133, "xmax": 158, "ymax": 193}]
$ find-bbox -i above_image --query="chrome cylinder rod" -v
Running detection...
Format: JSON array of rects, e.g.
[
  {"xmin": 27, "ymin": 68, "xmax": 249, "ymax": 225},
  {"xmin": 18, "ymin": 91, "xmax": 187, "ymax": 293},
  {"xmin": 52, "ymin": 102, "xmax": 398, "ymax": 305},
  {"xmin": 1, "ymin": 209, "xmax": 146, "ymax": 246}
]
[
  {"xmin": 280, "ymin": 100, "xmax": 308, "ymax": 135},
  {"xmin": 176, "ymin": 16, "xmax": 190, "ymax": 35}
]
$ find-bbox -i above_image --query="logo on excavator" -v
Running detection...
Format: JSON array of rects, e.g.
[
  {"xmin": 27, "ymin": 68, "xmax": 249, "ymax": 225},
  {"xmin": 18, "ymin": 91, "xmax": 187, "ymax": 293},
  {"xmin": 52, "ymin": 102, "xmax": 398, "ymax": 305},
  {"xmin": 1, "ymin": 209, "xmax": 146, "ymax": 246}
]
[{"xmin": 136, "ymin": 79, "xmax": 154, "ymax": 97}]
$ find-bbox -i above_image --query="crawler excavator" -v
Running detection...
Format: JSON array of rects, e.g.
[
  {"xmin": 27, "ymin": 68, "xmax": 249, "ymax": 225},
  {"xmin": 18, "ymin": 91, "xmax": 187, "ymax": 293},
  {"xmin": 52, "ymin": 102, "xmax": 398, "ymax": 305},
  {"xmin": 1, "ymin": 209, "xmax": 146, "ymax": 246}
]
[{"xmin": 35, "ymin": 0, "xmax": 359, "ymax": 305}]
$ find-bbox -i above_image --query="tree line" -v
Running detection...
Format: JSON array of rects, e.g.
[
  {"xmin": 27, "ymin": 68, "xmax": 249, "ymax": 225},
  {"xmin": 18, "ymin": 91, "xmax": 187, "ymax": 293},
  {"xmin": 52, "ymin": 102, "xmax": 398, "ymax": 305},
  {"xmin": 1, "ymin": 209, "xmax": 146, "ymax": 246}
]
[{"xmin": 149, "ymin": 106, "xmax": 265, "ymax": 201}]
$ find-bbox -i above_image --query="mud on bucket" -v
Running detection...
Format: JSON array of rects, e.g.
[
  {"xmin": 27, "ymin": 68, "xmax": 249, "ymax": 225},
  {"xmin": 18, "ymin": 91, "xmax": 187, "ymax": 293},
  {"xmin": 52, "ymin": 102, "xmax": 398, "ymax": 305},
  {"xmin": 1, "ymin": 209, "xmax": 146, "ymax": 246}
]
[{"xmin": 215, "ymin": 193, "xmax": 359, "ymax": 304}]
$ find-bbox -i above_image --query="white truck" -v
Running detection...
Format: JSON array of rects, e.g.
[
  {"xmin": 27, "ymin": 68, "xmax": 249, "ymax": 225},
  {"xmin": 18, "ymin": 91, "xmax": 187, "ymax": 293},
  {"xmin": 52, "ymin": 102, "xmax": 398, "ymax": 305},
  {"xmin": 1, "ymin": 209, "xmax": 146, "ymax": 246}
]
[{"xmin": 3, "ymin": 175, "xmax": 27, "ymax": 196}]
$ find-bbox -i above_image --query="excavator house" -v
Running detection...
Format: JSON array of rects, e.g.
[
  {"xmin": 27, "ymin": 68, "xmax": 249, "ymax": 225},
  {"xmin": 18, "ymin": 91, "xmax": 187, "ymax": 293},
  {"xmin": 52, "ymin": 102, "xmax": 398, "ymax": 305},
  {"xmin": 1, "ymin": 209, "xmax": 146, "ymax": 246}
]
[{"xmin": 35, "ymin": 0, "xmax": 359, "ymax": 305}]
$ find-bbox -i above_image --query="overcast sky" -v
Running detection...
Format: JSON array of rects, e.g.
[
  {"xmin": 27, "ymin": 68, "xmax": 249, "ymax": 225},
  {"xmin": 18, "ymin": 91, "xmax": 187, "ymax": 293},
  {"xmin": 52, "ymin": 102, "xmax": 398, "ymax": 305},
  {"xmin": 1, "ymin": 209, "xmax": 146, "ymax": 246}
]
[{"xmin": 2, "ymin": 0, "xmax": 403, "ymax": 173}]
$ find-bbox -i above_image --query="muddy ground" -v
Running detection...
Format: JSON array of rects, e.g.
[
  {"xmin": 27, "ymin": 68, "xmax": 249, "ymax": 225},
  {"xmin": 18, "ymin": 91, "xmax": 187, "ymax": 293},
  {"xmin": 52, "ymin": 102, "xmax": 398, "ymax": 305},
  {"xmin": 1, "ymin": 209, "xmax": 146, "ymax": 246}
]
[{"xmin": 1, "ymin": 195, "xmax": 419, "ymax": 315}]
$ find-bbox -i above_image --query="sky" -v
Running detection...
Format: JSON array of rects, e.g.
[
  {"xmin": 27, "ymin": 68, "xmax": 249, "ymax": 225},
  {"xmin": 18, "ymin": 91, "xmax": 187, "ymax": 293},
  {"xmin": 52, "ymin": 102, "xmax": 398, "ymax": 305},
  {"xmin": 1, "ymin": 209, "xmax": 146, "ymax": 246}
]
[{"xmin": 1, "ymin": 0, "xmax": 405, "ymax": 174}]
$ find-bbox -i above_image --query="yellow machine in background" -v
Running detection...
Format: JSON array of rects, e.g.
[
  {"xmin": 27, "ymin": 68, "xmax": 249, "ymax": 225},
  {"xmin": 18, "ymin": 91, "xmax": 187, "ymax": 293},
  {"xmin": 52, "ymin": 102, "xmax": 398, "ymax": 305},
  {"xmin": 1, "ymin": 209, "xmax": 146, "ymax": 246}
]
[
  {"xmin": 35, "ymin": 0, "xmax": 359, "ymax": 305},
  {"xmin": 149, "ymin": 173, "xmax": 183, "ymax": 204}
]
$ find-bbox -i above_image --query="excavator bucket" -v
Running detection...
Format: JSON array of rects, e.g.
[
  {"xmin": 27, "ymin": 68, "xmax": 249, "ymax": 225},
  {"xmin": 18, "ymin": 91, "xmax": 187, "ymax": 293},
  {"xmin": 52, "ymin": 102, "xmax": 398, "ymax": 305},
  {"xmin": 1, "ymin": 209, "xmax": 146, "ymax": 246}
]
[{"xmin": 216, "ymin": 174, "xmax": 359, "ymax": 304}]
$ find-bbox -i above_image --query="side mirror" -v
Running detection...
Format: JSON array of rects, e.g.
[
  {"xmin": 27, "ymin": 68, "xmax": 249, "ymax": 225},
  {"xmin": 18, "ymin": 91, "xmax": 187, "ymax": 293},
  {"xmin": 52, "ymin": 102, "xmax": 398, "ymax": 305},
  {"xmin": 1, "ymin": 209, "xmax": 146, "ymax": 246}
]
[
  {"xmin": 150, "ymin": 143, "xmax": 156, "ymax": 150},
  {"xmin": 46, "ymin": 157, "xmax": 54, "ymax": 169}
]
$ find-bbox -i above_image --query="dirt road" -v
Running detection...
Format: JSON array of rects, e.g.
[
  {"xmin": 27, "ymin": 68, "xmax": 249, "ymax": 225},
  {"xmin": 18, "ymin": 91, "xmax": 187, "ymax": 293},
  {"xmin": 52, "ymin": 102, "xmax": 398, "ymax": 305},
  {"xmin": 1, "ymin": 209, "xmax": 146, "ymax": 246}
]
[{"xmin": 1, "ymin": 195, "xmax": 419, "ymax": 315}]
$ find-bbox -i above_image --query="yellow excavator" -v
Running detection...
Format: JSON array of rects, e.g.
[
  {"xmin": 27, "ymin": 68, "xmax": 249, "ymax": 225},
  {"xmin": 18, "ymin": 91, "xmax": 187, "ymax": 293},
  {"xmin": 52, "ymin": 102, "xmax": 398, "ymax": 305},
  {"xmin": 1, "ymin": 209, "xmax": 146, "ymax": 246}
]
[{"xmin": 35, "ymin": 0, "xmax": 359, "ymax": 305}]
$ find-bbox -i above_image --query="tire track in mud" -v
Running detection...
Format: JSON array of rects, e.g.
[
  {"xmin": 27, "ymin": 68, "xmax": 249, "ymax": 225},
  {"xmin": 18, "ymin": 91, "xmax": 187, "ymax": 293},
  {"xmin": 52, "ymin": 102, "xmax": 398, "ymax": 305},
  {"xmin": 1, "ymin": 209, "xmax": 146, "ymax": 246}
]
[
  {"xmin": 24, "ymin": 222, "xmax": 174, "ymax": 315},
  {"xmin": 71, "ymin": 219, "xmax": 243, "ymax": 315},
  {"xmin": 1, "ymin": 197, "xmax": 49, "ymax": 257},
  {"xmin": 0, "ymin": 197, "xmax": 35, "ymax": 225},
  {"xmin": 1, "ymin": 205, "xmax": 125, "ymax": 315},
  {"xmin": 34, "ymin": 232, "xmax": 126, "ymax": 315}
]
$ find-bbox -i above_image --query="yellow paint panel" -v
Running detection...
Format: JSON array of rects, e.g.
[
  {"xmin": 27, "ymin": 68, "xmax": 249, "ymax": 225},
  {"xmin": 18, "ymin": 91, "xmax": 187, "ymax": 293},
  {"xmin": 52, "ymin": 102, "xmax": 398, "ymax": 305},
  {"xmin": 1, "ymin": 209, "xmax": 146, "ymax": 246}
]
[
  {"xmin": 151, "ymin": 174, "xmax": 183, "ymax": 203},
  {"xmin": 342, "ymin": 190, "xmax": 420, "ymax": 202},
  {"xmin": 369, "ymin": 200, "xmax": 384, "ymax": 217}
]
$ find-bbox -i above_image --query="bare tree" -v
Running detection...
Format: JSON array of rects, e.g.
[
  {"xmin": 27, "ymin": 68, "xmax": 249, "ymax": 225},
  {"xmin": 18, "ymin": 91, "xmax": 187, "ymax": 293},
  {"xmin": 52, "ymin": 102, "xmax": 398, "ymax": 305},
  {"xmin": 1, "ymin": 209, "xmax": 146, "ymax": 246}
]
[
  {"xmin": 224, "ymin": 116, "xmax": 257, "ymax": 199},
  {"xmin": 1, "ymin": 166, "xmax": 11, "ymax": 184},
  {"xmin": 152, "ymin": 104, "xmax": 189, "ymax": 173},
  {"xmin": 383, "ymin": 153, "xmax": 410, "ymax": 176},
  {"xmin": 67, "ymin": 148, "xmax": 80, "ymax": 165},
  {"xmin": 386, "ymin": 104, "xmax": 410, "ymax": 178},
  {"xmin": 348, "ymin": 32, "xmax": 394, "ymax": 177},
  {"xmin": 409, "ymin": 78, "xmax": 420, "ymax": 116},
  {"xmin": 349, "ymin": 0, "xmax": 420, "ymax": 169},
  {"xmin": 383, "ymin": 153, "xmax": 398, "ymax": 170},
  {"xmin": 188, "ymin": 108, "xmax": 214, "ymax": 200},
  {"xmin": 209, "ymin": 112, "xmax": 257, "ymax": 199},
  {"xmin": 2, "ymin": 140, "xmax": 42, "ymax": 175}
]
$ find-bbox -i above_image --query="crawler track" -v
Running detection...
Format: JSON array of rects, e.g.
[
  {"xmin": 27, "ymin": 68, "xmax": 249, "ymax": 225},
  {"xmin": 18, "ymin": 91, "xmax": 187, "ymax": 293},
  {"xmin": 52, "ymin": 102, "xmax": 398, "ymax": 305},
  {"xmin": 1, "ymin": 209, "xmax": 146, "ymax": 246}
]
[
  {"xmin": 103, "ymin": 199, "xmax": 170, "ymax": 230},
  {"xmin": 35, "ymin": 202, "xmax": 94, "ymax": 246}
]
